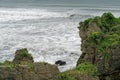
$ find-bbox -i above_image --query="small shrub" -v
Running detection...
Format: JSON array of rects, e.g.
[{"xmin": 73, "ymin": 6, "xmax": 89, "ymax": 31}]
[
  {"xmin": 14, "ymin": 48, "xmax": 33, "ymax": 62},
  {"xmin": 0, "ymin": 62, "xmax": 4, "ymax": 66},
  {"xmin": 76, "ymin": 62, "xmax": 97, "ymax": 76},
  {"xmin": 0, "ymin": 61, "xmax": 14, "ymax": 69},
  {"xmin": 15, "ymin": 51, "xmax": 32, "ymax": 60},
  {"xmin": 83, "ymin": 18, "xmax": 94, "ymax": 31},
  {"xmin": 58, "ymin": 73, "xmax": 76, "ymax": 80}
]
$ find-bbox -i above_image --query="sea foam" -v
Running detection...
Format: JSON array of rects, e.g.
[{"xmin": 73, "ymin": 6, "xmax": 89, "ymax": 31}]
[{"xmin": 0, "ymin": 7, "xmax": 120, "ymax": 71}]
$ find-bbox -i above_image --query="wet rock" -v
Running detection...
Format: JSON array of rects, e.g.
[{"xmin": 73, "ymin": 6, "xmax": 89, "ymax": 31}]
[{"xmin": 55, "ymin": 60, "xmax": 66, "ymax": 66}]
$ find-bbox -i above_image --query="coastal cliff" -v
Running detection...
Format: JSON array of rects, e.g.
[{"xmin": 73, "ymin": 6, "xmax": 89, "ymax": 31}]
[
  {"xmin": 77, "ymin": 13, "xmax": 120, "ymax": 80},
  {"xmin": 0, "ymin": 48, "xmax": 59, "ymax": 80}
]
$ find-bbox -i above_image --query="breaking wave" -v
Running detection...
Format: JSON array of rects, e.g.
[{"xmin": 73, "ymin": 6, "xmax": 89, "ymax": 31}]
[{"xmin": 0, "ymin": 7, "xmax": 120, "ymax": 72}]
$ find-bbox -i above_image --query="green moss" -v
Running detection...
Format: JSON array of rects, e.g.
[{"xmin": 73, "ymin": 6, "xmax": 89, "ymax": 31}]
[
  {"xmin": 76, "ymin": 62, "xmax": 97, "ymax": 76},
  {"xmin": 82, "ymin": 13, "xmax": 120, "ymax": 59},
  {"xmin": 81, "ymin": 12, "xmax": 120, "ymax": 32},
  {"xmin": 58, "ymin": 68, "xmax": 81, "ymax": 80},
  {"xmin": 14, "ymin": 48, "xmax": 33, "ymax": 63},
  {"xmin": 58, "ymin": 73, "xmax": 76, "ymax": 80},
  {"xmin": 18, "ymin": 61, "xmax": 33, "ymax": 71},
  {"xmin": 0, "ymin": 61, "xmax": 15, "ymax": 69},
  {"xmin": 15, "ymin": 50, "xmax": 33, "ymax": 60},
  {"xmin": 58, "ymin": 62, "xmax": 97, "ymax": 80},
  {"xmin": 82, "ymin": 18, "xmax": 94, "ymax": 31}
]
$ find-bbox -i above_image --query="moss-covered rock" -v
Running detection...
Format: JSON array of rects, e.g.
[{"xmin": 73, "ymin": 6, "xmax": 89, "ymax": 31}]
[
  {"xmin": 58, "ymin": 63, "xmax": 99, "ymax": 80},
  {"xmin": 12, "ymin": 48, "xmax": 34, "ymax": 64},
  {"xmin": 0, "ymin": 48, "xmax": 59, "ymax": 80},
  {"xmin": 77, "ymin": 13, "xmax": 120, "ymax": 80}
]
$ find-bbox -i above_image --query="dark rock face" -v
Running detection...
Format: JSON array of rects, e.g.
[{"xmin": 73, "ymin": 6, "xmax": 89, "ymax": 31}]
[
  {"xmin": 77, "ymin": 13, "xmax": 120, "ymax": 80},
  {"xmin": 0, "ymin": 48, "xmax": 59, "ymax": 80},
  {"xmin": 55, "ymin": 60, "xmax": 66, "ymax": 66}
]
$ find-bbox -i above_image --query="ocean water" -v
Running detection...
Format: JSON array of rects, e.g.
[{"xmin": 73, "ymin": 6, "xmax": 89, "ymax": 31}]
[{"xmin": 0, "ymin": 0, "xmax": 120, "ymax": 72}]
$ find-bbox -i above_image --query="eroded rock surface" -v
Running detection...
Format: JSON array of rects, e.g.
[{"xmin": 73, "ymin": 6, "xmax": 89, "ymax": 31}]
[
  {"xmin": 0, "ymin": 48, "xmax": 59, "ymax": 80},
  {"xmin": 77, "ymin": 13, "xmax": 120, "ymax": 80}
]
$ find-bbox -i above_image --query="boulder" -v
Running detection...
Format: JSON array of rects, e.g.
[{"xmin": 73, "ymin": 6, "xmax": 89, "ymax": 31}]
[{"xmin": 55, "ymin": 60, "xmax": 66, "ymax": 66}]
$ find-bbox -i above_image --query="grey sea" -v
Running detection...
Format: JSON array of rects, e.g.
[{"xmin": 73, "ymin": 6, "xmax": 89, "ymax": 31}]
[{"xmin": 0, "ymin": 0, "xmax": 120, "ymax": 71}]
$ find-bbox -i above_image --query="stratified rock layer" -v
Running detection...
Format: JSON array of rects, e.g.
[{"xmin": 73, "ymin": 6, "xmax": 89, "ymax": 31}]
[{"xmin": 77, "ymin": 13, "xmax": 120, "ymax": 80}]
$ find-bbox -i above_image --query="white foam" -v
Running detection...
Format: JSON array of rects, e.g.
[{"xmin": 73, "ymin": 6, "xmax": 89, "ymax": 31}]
[
  {"xmin": 0, "ymin": 7, "xmax": 120, "ymax": 72},
  {"xmin": 0, "ymin": 8, "xmax": 82, "ymax": 71},
  {"xmin": 0, "ymin": 8, "xmax": 69, "ymax": 22}
]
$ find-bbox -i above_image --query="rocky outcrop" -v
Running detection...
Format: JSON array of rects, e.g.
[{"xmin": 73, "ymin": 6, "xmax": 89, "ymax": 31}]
[
  {"xmin": 77, "ymin": 13, "xmax": 120, "ymax": 80},
  {"xmin": 13, "ymin": 48, "xmax": 34, "ymax": 64},
  {"xmin": 0, "ymin": 48, "xmax": 99, "ymax": 80},
  {"xmin": 0, "ymin": 48, "xmax": 59, "ymax": 80}
]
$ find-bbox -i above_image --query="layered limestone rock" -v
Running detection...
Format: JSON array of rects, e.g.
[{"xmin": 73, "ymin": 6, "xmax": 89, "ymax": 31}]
[
  {"xmin": 0, "ymin": 48, "xmax": 59, "ymax": 80},
  {"xmin": 77, "ymin": 13, "xmax": 120, "ymax": 80}
]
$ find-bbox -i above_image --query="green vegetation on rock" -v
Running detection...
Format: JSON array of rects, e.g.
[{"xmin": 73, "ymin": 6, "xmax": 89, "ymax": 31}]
[
  {"xmin": 78, "ymin": 12, "xmax": 120, "ymax": 80},
  {"xmin": 14, "ymin": 48, "xmax": 33, "ymax": 61},
  {"xmin": 13, "ymin": 48, "xmax": 34, "ymax": 64},
  {"xmin": 58, "ymin": 73, "xmax": 76, "ymax": 80},
  {"xmin": 58, "ymin": 62, "xmax": 98, "ymax": 80},
  {"xmin": 76, "ymin": 62, "xmax": 97, "ymax": 76},
  {"xmin": 81, "ymin": 12, "xmax": 120, "ymax": 59},
  {"xmin": 0, "ymin": 60, "xmax": 14, "ymax": 69},
  {"xmin": 0, "ymin": 48, "xmax": 59, "ymax": 80}
]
